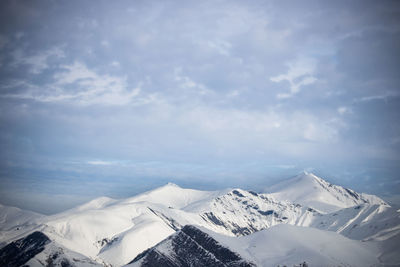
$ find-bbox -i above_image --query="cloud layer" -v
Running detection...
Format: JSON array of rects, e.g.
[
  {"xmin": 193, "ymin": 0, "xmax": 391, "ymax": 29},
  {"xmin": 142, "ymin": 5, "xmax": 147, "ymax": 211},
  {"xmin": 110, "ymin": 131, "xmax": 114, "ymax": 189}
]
[{"xmin": 0, "ymin": 0, "xmax": 399, "ymax": 213}]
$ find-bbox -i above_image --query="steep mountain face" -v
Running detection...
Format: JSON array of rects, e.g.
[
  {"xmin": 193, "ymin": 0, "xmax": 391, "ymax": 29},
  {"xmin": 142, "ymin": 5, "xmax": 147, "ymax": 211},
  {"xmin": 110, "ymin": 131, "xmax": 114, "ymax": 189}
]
[
  {"xmin": 265, "ymin": 172, "xmax": 387, "ymax": 213},
  {"xmin": 0, "ymin": 231, "xmax": 50, "ymax": 267},
  {"xmin": 128, "ymin": 224, "xmax": 380, "ymax": 267},
  {"xmin": 43, "ymin": 202, "xmax": 177, "ymax": 267},
  {"xmin": 127, "ymin": 225, "xmax": 255, "ymax": 267},
  {"xmin": 0, "ymin": 204, "xmax": 44, "ymax": 248},
  {"xmin": 194, "ymin": 188, "xmax": 319, "ymax": 236},
  {"xmin": 311, "ymin": 204, "xmax": 400, "ymax": 241},
  {"xmin": 0, "ymin": 231, "xmax": 102, "ymax": 267},
  {"xmin": 25, "ymin": 241, "xmax": 103, "ymax": 267},
  {"xmin": 0, "ymin": 172, "xmax": 398, "ymax": 266}
]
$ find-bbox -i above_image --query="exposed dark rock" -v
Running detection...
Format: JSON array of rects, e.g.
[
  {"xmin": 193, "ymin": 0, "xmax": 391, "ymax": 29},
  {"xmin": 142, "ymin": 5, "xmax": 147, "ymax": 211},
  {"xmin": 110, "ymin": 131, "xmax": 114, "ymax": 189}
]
[
  {"xmin": 248, "ymin": 191, "xmax": 258, "ymax": 197},
  {"xmin": 307, "ymin": 208, "xmax": 317, "ymax": 213},
  {"xmin": 148, "ymin": 207, "xmax": 182, "ymax": 231},
  {"xmin": 129, "ymin": 225, "xmax": 255, "ymax": 267},
  {"xmin": 202, "ymin": 212, "xmax": 227, "ymax": 227},
  {"xmin": 345, "ymin": 188, "xmax": 360, "ymax": 200},
  {"xmin": 257, "ymin": 210, "xmax": 276, "ymax": 216},
  {"xmin": 46, "ymin": 250, "xmax": 74, "ymax": 267},
  {"xmin": 98, "ymin": 236, "xmax": 119, "ymax": 251},
  {"xmin": 232, "ymin": 190, "xmax": 245, "ymax": 198},
  {"xmin": 231, "ymin": 226, "xmax": 253, "ymax": 236},
  {"xmin": 0, "ymin": 231, "xmax": 51, "ymax": 267}
]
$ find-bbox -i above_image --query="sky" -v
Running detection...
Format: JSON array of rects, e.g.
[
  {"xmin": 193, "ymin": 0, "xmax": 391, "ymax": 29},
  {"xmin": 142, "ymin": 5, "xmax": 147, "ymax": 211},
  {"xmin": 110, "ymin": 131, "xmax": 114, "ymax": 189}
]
[{"xmin": 0, "ymin": 0, "xmax": 399, "ymax": 214}]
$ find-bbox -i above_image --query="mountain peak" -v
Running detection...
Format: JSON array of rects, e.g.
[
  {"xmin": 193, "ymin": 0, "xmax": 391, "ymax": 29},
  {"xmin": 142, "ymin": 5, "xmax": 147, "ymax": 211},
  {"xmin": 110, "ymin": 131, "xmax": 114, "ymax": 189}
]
[
  {"xmin": 266, "ymin": 172, "xmax": 386, "ymax": 213},
  {"xmin": 128, "ymin": 225, "xmax": 255, "ymax": 267},
  {"xmin": 296, "ymin": 171, "xmax": 320, "ymax": 180},
  {"xmin": 122, "ymin": 182, "xmax": 221, "ymax": 210},
  {"xmin": 165, "ymin": 182, "xmax": 180, "ymax": 188}
]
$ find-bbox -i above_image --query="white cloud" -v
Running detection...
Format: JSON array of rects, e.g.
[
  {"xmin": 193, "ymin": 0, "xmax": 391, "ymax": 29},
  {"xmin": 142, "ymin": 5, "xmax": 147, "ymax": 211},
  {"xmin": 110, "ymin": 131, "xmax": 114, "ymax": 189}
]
[
  {"xmin": 51, "ymin": 61, "xmax": 141, "ymax": 105},
  {"xmin": 1, "ymin": 61, "xmax": 148, "ymax": 106},
  {"xmin": 274, "ymin": 164, "xmax": 296, "ymax": 169},
  {"xmin": 178, "ymin": 106, "xmax": 340, "ymax": 149},
  {"xmin": 303, "ymin": 122, "xmax": 338, "ymax": 142},
  {"xmin": 174, "ymin": 68, "xmax": 212, "ymax": 96},
  {"xmin": 227, "ymin": 90, "xmax": 240, "ymax": 98},
  {"xmin": 87, "ymin": 160, "xmax": 115, "ymax": 165},
  {"xmin": 12, "ymin": 46, "xmax": 65, "ymax": 74},
  {"xmin": 270, "ymin": 57, "xmax": 317, "ymax": 99},
  {"xmin": 205, "ymin": 39, "xmax": 232, "ymax": 56},
  {"xmin": 337, "ymin": 106, "xmax": 351, "ymax": 115},
  {"xmin": 101, "ymin": 40, "xmax": 110, "ymax": 47},
  {"xmin": 111, "ymin": 61, "xmax": 120, "ymax": 67},
  {"xmin": 355, "ymin": 91, "xmax": 399, "ymax": 102}
]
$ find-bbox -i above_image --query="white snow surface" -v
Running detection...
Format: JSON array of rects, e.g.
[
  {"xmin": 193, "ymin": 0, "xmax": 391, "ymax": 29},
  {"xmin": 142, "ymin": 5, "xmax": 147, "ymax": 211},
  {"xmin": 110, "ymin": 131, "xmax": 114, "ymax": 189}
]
[
  {"xmin": 0, "ymin": 203, "xmax": 43, "ymax": 231},
  {"xmin": 265, "ymin": 171, "xmax": 387, "ymax": 213},
  {"xmin": 0, "ymin": 204, "xmax": 44, "ymax": 248},
  {"xmin": 0, "ymin": 173, "xmax": 399, "ymax": 266},
  {"xmin": 202, "ymin": 224, "xmax": 381, "ymax": 267},
  {"xmin": 24, "ymin": 241, "xmax": 103, "ymax": 267},
  {"xmin": 121, "ymin": 182, "xmax": 223, "ymax": 209}
]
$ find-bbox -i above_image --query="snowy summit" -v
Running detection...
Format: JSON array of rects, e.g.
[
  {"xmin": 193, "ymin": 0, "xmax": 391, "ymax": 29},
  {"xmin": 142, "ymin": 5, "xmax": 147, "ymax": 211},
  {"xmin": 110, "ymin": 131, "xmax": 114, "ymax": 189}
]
[{"xmin": 0, "ymin": 172, "xmax": 399, "ymax": 266}]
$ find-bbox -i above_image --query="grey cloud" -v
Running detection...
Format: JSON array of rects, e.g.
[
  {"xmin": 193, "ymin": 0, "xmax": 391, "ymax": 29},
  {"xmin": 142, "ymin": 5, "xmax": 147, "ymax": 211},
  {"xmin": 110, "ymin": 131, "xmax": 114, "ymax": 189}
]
[{"xmin": 0, "ymin": 0, "xmax": 399, "ymax": 213}]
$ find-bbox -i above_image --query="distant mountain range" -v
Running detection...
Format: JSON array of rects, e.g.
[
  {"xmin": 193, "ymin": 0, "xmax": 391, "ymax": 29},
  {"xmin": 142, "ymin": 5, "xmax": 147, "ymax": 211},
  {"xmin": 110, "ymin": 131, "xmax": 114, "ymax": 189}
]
[{"xmin": 0, "ymin": 172, "xmax": 399, "ymax": 266}]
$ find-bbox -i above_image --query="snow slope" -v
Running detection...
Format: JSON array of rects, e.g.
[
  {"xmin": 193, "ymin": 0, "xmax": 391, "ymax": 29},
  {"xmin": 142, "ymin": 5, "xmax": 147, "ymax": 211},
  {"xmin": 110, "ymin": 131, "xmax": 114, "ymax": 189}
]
[
  {"xmin": 33, "ymin": 184, "xmax": 228, "ymax": 266},
  {"xmin": 128, "ymin": 224, "xmax": 381, "ymax": 267},
  {"xmin": 0, "ymin": 230, "xmax": 102, "ymax": 267},
  {"xmin": 207, "ymin": 224, "xmax": 381, "ymax": 267},
  {"xmin": 189, "ymin": 188, "xmax": 319, "ymax": 236},
  {"xmin": 42, "ymin": 202, "xmax": 176, "ymax": 266},
  {"xmin": 127, "ymin": 225, "xmax": 255, "ymax": 267},
  {"xmin": 0, "ymin": 173, "xmax": 398, "ymax": 266},
  {"xmin": 265, "ymin": 172, "xmax": 387, "ymax": 213},
  {"xmin": 121, "ymin": 183, "xmax": 224, "ymax": 209},
  {"xmin": 0, "ymin": 204, "xmax": 43, "ymax": 231},
  {"xmin": 311, "ymin": 204, "xmax": 400, "ymax": 241},
  {"xmin": 0, "ymin": 204, "xmax": 44, "ymax": 249}
]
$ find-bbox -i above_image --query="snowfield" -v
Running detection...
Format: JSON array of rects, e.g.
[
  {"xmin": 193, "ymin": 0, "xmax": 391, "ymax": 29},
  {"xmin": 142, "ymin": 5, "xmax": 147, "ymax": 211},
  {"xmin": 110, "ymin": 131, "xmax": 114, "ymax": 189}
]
[
  {"xmin": 203, "ymin": 224, "xmax": 381, "ymax": 267},
  {"xmin": 0, "ymin": 172, "xmax": 399, "ymax": 266}
]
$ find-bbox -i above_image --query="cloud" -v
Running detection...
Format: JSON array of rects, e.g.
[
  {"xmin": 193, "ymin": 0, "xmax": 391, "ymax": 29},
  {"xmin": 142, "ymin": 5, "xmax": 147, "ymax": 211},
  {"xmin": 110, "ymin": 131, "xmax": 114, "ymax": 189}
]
[
  {"xmin": 177, "ymin": 106, "xmax": 341, "ymax": 149},
  {"xmin": 273, "ymin": 164, "xmax": 296, "ymax": 169},
  {"xmin": 204, "ymin": 39, "xmax": 232, "ymax": 56},
  {"xmin": 1, "ymin": 0, "xmax": 400, "ymax": 213},
  {"xmin": 270, "ymin": 57, "xmax": 317, "ymax": 99},
  {"xmin": 0, "ymin": 34, "xmax": 8, "ymax": 50},
  {"xmin": 337, "ymin": 106, "xmax": 351, "ymax": 115},
  {"xmin": 12, "ymin": 46, "xmax": 65, "ymax": 74},
  {"xmin": 2, "ymin": 61, "xmax": 146, "ymax": 106},
  {"xmin": 303, "ymin": 122, "xmax": 338, "ymax": 142},
  {"xmin": 87, "ymin": 160, "xmax": 116, "ymax": 166},
  {"xmin": 174, "ymin": 67, "xmax": 212, "ymax": 96},
  {"xmin": 355, "ymin": 91, "xmax": 400, "ymax": 102}
]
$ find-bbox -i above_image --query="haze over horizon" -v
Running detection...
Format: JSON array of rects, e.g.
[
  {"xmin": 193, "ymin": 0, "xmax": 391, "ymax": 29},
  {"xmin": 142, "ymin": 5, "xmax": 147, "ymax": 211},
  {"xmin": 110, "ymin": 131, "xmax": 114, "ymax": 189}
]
[{"xmin": 0, "ymin": 0, "xmax": 399, "ymax": 214}]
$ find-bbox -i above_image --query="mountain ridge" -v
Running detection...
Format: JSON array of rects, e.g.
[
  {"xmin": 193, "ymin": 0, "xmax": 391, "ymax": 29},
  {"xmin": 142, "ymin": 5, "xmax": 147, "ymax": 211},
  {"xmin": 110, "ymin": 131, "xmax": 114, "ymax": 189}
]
[
  {"xmin": 0, "ymin": 172, "xmax": 398, "ymax": 266},
  {"xmin": 265, "ymin": 171, "xmax": 387, "ymax": 213}
]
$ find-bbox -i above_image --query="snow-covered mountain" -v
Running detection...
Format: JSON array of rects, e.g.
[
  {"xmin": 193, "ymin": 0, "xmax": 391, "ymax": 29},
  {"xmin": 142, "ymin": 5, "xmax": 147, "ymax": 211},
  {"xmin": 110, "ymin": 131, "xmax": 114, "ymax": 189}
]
[
  {"xmin": 0, "ymin": 204, "xmax": 44, "ymax": 249},
  {"xmin": 265, "ymin": 171, "xmax": 387, "ymax": 213},
  {"xmin": 0, "ymin": 231, "xmax": 101, "ymax": 267},
  {"xmin": 127, "ymin": 224, "xmax": 382, "ymax": 267},
  {"xmin": 0, "ymin": 204, "xmax": 43, "ymax": 231},
  {"xmin": 127, "ymin": 225, "xmax": 256, "ymax": 267},
  {"xmin": 0, "ymin": 172, "xmax": 399, "ymax": 266}
]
